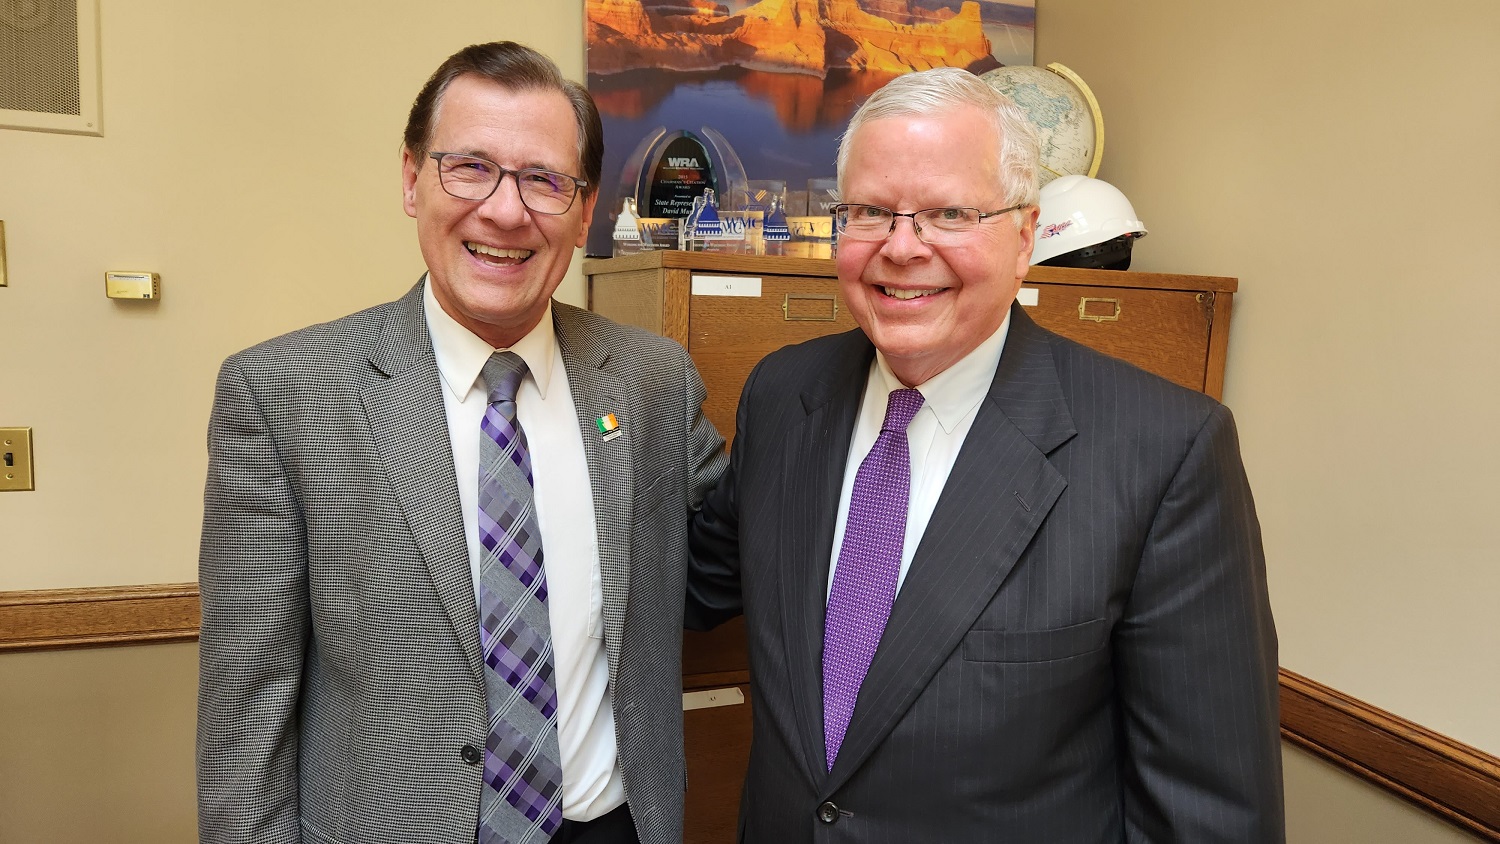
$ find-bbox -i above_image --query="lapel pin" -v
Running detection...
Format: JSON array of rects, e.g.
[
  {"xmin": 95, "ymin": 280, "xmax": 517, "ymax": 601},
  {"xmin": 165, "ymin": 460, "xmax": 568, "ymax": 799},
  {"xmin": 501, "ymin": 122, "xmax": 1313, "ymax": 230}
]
[{"xmin": 596, "ymin": 413, "xmax": 622, "ymax": 442}]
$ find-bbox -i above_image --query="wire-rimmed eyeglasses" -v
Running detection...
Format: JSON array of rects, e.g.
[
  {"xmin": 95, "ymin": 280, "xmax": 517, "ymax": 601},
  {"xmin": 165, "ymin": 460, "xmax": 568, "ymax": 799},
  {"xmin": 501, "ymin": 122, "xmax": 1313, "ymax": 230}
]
[
  {"xmin": 427, "ymin": 152, "xmax": 588, "ymax": 215},
  {"xmin": 832, "ymin": 202, "xmax": 1030, "ymax": 245}
]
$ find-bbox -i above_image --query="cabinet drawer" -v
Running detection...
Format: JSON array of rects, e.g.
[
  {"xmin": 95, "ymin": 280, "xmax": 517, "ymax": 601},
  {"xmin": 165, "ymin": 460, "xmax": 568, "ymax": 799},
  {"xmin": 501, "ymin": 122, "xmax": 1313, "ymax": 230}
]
[
  {"xmin": 1020, "ymin": 283, "xmax": 1216, "ymax": 393},
  {"xmin": 688, "ymin": 275, "xmax": 860, "ymax": 443}
]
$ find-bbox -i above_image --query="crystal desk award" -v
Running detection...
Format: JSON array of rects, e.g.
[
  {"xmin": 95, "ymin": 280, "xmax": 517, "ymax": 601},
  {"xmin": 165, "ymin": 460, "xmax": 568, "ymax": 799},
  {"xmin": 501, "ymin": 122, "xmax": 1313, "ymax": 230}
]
[{"xmin": 607, "ymin": 125, "xmax": 748, "ymax": 255}]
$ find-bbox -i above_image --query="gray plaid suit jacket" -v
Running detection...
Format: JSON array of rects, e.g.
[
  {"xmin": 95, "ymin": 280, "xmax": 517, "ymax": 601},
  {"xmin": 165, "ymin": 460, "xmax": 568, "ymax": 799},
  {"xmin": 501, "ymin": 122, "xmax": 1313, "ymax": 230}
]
[
  {"xmin": 687, "ymin": 305, "xmax": 1284, "ymax": 842},
  {"xmin": 198, "ymin": 281, "xmax": 727, "ymax": 844}
]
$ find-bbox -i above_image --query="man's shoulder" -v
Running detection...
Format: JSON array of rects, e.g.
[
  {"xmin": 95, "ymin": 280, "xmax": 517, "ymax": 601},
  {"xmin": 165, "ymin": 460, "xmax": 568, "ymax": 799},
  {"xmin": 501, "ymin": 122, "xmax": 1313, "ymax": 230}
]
[
  {"xmin": 553, "ymin": 300, "xmax": 672, "ymax": 343},
  {"xmin": 762, "ymin": 328, "xmax": 870, "ymax": 374},
  {"xmin": 226, "ymin": 293, "xmax": 413, "ymax": 370},
  {"xmin": 552, "ymin": 300, "xmax": 690, "ymax": 360}
]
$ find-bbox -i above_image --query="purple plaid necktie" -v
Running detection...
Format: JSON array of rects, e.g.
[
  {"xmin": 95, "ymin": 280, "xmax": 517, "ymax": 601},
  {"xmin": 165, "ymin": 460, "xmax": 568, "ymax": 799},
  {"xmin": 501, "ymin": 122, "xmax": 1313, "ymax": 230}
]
[
  {"xmin": 477, "ymin": 352, "xmax": 564, "ymax": 844},
  {"xmin": 822, "ymin": 387, "xmax": 925, "ymax": 771}
]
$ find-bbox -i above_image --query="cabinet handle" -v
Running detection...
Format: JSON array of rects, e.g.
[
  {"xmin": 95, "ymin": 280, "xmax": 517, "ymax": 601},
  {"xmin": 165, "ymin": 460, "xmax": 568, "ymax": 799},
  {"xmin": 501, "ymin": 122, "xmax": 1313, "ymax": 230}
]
[
  {"xmin": 1078, "ymin": 297, "xmax": 1121, "ymax": 322},
  {"xmin": 784, "ymin": 292, "xmax": 838, "ymax": 322}
]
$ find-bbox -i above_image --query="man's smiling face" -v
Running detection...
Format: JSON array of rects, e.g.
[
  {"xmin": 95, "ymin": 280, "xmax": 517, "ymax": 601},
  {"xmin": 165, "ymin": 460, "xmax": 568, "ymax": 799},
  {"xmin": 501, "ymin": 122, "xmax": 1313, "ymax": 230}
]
[
  {"xmin": 401, "ymin": 73, "xmax": 596, "ymax": 348},
  {"xmin": 835, "ymin": 104, "xmax": 1037, "ymax": 387}
]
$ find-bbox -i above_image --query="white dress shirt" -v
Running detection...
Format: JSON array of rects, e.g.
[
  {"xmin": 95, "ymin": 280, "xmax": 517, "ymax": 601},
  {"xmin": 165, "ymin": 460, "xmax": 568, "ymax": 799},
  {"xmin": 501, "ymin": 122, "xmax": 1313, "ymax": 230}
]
[
  {"xmin": 424, "ymin": 280, "xmax": 625, "ymax": 821},
  {"xmin": 828, "ymin": 314, "xmax": 1012, "ymax": 597}
]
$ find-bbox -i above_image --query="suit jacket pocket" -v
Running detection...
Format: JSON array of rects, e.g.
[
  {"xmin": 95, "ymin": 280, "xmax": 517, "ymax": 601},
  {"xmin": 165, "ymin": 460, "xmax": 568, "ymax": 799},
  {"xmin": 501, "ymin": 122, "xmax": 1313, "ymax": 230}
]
[{"xmin": 962, "ymin": 618, "xmax": 1108, "ymax": 663}]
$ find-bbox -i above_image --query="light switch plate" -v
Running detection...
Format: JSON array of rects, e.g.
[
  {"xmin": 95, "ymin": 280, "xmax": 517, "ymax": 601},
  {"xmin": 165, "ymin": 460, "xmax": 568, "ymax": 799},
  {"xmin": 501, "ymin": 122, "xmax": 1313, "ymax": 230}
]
[{"xmin": 1, "ymin": 427, "xmax": 35, "ymax": 491}]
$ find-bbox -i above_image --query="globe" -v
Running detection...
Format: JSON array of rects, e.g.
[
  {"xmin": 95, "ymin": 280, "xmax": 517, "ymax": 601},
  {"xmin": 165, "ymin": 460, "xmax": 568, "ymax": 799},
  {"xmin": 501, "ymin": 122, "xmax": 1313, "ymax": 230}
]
[{"xmin": 980, "ymin": 62, "xmax": 1105, "ymax": 187}]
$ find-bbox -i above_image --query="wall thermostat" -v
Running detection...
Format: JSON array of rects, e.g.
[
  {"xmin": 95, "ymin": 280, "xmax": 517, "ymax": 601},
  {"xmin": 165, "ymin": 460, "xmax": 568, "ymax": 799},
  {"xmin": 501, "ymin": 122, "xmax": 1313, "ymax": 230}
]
[{"xmin": 105, "ymin": 271, "xmax": 160, "ymax": 300}]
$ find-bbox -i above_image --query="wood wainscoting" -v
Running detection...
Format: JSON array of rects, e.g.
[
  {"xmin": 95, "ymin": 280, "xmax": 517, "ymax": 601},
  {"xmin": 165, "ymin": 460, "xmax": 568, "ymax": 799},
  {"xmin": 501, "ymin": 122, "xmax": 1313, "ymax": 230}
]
[
  {"xmin": 0, "ymin": 583, "xmax": 200, "ymax": 651},
  {"xmin": 3, "ymin": 584, "xmax": 1497, "ymax": 840},
  {"xmin": 1280, "ymin": 668, "xmax": 1500, "ymax": 840}
]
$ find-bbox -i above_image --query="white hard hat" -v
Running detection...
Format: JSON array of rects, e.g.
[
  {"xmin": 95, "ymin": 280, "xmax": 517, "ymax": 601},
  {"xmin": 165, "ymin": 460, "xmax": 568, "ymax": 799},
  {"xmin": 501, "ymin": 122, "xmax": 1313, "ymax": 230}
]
[{"xmin": 1030, "ymin": 174, "xmax": 1147, "ymax": 268}]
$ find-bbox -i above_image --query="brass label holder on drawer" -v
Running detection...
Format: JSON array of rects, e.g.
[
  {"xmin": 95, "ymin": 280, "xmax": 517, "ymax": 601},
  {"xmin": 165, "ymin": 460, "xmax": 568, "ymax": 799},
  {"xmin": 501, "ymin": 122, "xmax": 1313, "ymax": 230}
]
[
  {"xmin": 1078, "ymin": 297, "xmax": 1122, "ymax": 322},
  {"xmin": 784, "ymin": 292, "xmax": 838, "ymax": 321}
]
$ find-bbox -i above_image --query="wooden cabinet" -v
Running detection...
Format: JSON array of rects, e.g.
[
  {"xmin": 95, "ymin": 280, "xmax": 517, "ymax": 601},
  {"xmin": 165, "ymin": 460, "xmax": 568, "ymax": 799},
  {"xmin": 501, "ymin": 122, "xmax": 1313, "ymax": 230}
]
[
  {"xmin": 588, "ymin": 253, "xmax": 861, "ymax": 446},
  {"xmin": 583, "ymin": 251, "xmax": 1238, "ymax": 842},
  {"xmin": 586, "ymin": 252, "xmax": 1236, "ymax": 444},
  {"xmin": 682, "ymin": 684, "xmax": 752, "ymax": 842}
]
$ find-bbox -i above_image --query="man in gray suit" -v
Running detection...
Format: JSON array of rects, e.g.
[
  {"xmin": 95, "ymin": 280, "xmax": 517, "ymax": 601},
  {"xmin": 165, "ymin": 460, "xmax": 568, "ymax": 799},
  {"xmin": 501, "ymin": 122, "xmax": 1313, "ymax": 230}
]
[
  {"xmin": 687, "ymin": 68, "xmax": 1284, "ymax": 841},
  {"xmin": 198, "ymin": 42, "xmax": 725, "ymax": 844}
]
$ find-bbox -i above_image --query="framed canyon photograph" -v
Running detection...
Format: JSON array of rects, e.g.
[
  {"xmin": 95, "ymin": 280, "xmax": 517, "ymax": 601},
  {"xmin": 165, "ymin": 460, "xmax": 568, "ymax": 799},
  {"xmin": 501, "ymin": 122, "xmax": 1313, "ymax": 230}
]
[{"xmin": 584, "ymin": 0, "xmax": 1036, "ymax": 255}]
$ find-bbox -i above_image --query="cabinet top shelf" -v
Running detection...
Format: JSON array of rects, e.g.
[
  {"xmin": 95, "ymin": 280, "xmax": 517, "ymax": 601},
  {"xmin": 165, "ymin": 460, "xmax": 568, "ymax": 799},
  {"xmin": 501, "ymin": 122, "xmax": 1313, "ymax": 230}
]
[{"xmin": 583, "ymin": 251, "xmax": 1238, "ymax": 294}]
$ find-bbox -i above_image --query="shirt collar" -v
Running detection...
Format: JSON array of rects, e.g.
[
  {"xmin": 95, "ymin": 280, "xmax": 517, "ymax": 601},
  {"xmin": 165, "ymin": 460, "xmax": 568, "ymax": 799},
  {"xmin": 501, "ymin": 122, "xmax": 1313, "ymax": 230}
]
[
  {"xmin": 872, "ymin": 310, "xmax": 1011, "ymax": 434},
  {"xmin": 423, "ymin": 276, "xmax": 557, "ymax": 401}
]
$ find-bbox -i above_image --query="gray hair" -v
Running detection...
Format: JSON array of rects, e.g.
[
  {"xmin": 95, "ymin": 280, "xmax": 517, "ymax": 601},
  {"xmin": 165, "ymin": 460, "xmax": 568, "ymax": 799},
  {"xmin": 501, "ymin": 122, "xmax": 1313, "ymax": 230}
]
[{"xmin": 835, "ymin": 67, "xmax": 1040, "ymax": 225}]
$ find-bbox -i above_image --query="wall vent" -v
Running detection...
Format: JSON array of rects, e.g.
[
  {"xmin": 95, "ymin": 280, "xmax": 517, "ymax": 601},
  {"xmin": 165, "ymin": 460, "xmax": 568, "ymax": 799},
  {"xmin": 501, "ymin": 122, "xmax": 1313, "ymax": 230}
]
[{"xmin": 1, "ymin": 0, "xmax": 101, "ymax": 136}]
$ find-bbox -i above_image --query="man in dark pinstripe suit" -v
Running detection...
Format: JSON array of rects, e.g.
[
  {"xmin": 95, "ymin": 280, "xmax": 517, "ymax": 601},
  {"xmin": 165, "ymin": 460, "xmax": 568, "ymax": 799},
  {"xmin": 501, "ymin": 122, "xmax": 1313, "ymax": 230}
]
[
  {"xmin": 198, "ymin": 43, "xmax": 725, "ymax": 844},
  {"xmin": 688, "ymin": 68, "xmax": 1284, "ymax": 841}
]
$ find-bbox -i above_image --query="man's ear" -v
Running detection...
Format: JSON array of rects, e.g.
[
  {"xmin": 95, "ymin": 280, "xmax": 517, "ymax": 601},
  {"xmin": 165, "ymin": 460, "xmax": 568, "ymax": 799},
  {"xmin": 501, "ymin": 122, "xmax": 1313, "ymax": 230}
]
[
  {"xmin": 1013, "ymin": 204, "xmax": 1041, "ymax": 280},
  {"xmin": 400, "ymin": 147, "xmax": 420, "ymax": 219},
  {"xmin": 574, "ymin": 191, "xmax": 600, "ymax": 249}
]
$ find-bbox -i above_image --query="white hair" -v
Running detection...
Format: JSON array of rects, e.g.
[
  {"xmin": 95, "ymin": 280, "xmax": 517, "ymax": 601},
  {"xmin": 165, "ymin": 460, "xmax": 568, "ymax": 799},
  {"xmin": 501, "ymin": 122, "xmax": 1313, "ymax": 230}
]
[{"xmin": 835, "ymin": 67, "xmax": 1041, "ymax": 225}]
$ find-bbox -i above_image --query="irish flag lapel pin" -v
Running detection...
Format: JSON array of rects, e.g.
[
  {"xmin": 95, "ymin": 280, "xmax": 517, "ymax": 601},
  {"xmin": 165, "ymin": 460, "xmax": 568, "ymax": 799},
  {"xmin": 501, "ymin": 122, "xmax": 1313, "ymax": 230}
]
[{"xmin": 596, "ymin": 413, "xmax": 622, "ymax": 442}]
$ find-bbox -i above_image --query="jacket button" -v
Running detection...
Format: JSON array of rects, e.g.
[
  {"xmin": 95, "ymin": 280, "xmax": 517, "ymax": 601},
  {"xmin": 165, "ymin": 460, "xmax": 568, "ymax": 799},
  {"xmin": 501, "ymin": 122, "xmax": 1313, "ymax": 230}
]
[
  {"xmin": 460, "ymin": 744, "xmax": 482, "ymax": 765},
  {"xmin": 817, "ymin": 801, "xmax": 839, "ymax": 824}
]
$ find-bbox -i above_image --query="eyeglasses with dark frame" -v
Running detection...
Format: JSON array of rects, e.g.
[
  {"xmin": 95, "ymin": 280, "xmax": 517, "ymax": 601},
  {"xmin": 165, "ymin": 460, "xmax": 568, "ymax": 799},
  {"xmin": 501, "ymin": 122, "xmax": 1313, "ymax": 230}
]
[
  {"xmin": 426, "ymin": 152, "xmax": 588, "ymax": 215},
  {"xmin": 832, "ymin": 202, "xmax": 1031, "ymax": 245}
]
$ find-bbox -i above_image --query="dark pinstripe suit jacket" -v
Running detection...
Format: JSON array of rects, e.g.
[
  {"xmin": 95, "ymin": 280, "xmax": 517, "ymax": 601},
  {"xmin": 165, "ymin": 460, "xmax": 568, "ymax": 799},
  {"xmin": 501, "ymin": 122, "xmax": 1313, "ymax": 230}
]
[
  {"xmin": 687, "ymin": 305, "xmax": 1284, "ymax": 842},
  {"xmin": 198, "ymin": 282, "xmax": 727, "ymax": 844}
]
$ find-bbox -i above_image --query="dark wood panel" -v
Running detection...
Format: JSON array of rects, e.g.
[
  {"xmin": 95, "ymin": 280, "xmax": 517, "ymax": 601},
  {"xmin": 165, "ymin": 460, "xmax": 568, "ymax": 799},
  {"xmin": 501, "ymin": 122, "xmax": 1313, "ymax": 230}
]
[
  {"xmin": 684, "ymin": 618, "xmax": 750, "ymax": 679},
  {"xmin": 683, "ymin": 683, "xmax": 752, "ymax": 844}
]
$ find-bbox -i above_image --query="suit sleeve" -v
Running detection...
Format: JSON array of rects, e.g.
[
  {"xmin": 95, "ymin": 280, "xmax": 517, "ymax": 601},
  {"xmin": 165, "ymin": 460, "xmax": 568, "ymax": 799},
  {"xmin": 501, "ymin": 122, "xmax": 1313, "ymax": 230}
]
[
  {"xmin": 197, "ymin": 356, "xmax": 307, "ymax": 844},
  {"xmin": 1116, "ymin": 404, "xmax": 1285, "ymax": 842},
  {"xmin": 684, "ymin": 357, "xmax": 765, "ymax": 631},
  {"xmin": 682, "ymin": 346, "xmax": 729, "ymax": 515}
]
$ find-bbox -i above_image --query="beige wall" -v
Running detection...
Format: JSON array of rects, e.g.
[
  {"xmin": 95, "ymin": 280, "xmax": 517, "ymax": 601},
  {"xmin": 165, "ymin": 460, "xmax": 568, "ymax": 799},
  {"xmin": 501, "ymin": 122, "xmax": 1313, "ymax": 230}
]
[
  {"xmin": 2, "ymin": 644, "xmax": 199, "ymax": 842},
  {"xmin": 1037, "ymin": 0, "xmax": 1500, "ymax": 755},
  {"xmin": 1283, "ymin": 745, "xmax": 1483, "ymax": 844},
  {"xmin": 0, "ymin": 0, "xmax": 587, "ymax": 591}
]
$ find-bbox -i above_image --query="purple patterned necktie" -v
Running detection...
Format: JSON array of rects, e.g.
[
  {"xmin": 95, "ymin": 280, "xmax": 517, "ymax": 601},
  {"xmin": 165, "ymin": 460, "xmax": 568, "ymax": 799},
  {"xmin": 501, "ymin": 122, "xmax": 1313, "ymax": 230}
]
[
  {"xmin": 822, "ymin": 387, "xmax": 925, "ymax": 771},
  {"xmin": 477, "ymin": 352, "xmax": 564, "ymax": 844}
]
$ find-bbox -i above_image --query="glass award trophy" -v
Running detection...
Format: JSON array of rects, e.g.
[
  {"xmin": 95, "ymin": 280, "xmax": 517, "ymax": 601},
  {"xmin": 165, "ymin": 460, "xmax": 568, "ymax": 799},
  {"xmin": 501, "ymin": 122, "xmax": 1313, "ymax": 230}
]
[
  {"xmin": 609, "ymin": 126, "xmax": 748, "ymax": 255},
  {"xmin": 611, "ymin": 197, "xmax": 643, "ymax": 255},
  {"xmin": 680, "ymin": 187, "xmax": 751, "ymax": 252},
  {"xmin": 762, "ymin": 194, "xmax": 792, "ymax": 255},
  {"xmin": 785, "ymin": 176, "xmax": 838, "ymax": 259}
]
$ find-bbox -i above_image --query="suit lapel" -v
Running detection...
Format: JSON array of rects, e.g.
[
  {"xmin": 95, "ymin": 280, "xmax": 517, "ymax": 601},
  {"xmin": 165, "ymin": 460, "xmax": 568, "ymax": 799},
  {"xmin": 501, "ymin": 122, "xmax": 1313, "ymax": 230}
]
[
  {"xmin": 778, "ymin": 332, "xmax": 871, "ymax": 786},
  {"xmin": 552, "ymin": 303, "xmax": 632, "ymax": 682},
  {"xmin": 824, "ymin": 307, "xmax": 1078, "ymax": 792},
  {"xmin": 360, "ymin": 283, "xmax": 482, "ymax": 680}
]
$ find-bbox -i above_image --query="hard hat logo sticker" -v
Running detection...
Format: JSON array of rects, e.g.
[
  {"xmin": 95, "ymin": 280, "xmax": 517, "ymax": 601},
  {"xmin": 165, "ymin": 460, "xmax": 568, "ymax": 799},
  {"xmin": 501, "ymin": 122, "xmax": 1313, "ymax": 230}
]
[{"xmin": 1040, "ymin": 220, "xmax": 1074, "ymax": 239}]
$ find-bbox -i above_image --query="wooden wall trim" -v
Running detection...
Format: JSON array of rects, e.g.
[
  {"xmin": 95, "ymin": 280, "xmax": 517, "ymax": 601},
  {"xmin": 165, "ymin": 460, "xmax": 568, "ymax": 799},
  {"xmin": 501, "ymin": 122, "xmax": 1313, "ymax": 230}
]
[
  {"xmin": 0, "ymin": 583, "xmax": 200, "ymax": 651},
  {"xmin": 2, "ymin": 586, "xmax": 1496, "ymax": 839},
  {"xmin": 1280, "ymin": 667, "xmax": 1500, "ymax": 841}
]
